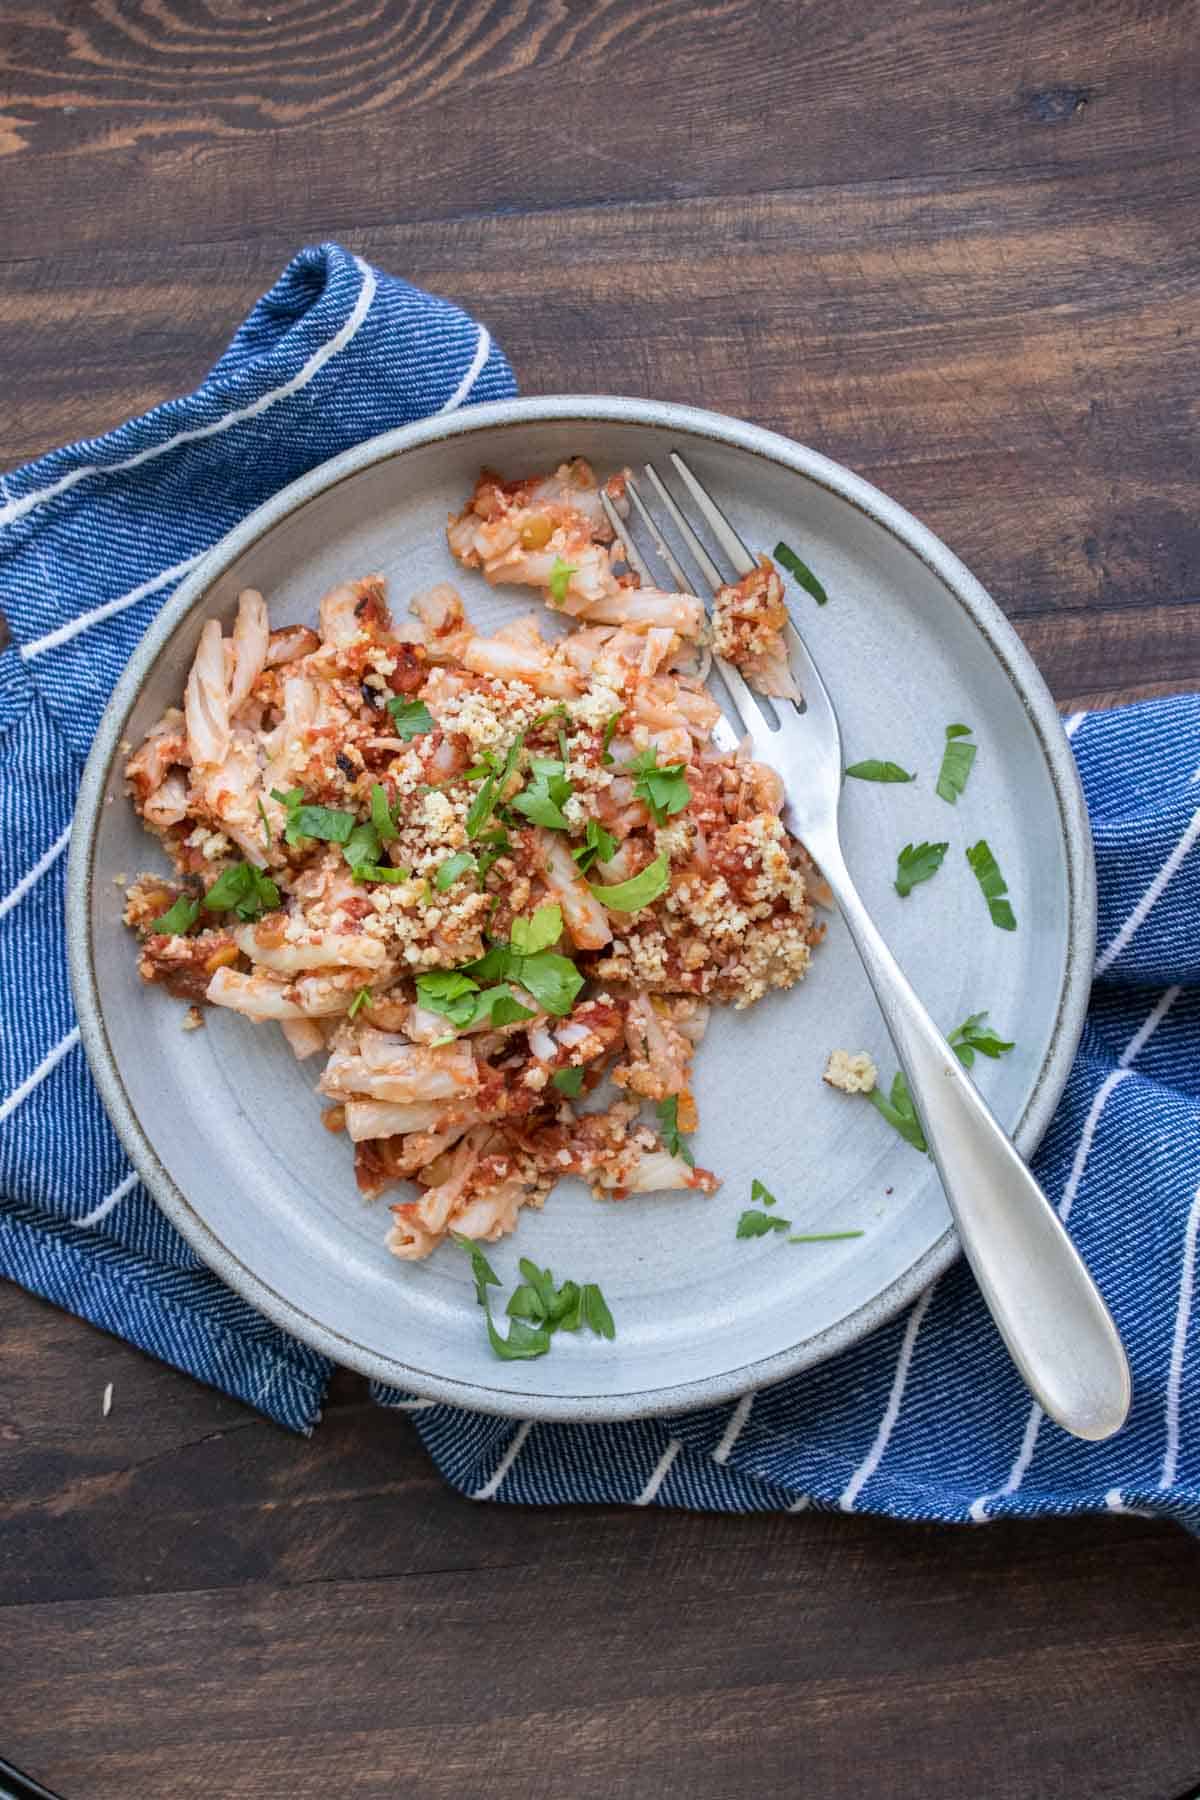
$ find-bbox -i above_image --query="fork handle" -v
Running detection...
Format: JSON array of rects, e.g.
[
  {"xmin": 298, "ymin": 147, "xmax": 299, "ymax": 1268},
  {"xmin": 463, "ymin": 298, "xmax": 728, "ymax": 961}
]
[{"xmin": 806, "ymin": 827, "xmax": 1131, "ymax": 1441}]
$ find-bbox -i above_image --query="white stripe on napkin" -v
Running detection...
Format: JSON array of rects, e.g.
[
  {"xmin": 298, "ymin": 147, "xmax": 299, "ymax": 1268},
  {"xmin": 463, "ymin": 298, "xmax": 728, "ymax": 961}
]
[
  {"xmin": 0, "ymin": 259, "xmax": 378, "ymax": 534},
  {"xmin": 839, "ymin": 1281, "xmax": 938, "ymax": 1512},
  {"xmin": 1095, "ymin": 805, "xmax": 1200, "ymax": 977},
  {"xmin": 21, "ymin": 553, "xmax": 206, "ymax": 660},
  {"xmin": 437, "ymin": 323, "xmax": 492, "ymax": 415},
  {"xmin": 0, "ymin": 824, "xmax": 70, "ymax": 922},
  {"xmin": 713, "ymin": 1390, "xmax": 756, "ymax": 1464},
  {"xmin": 0, "ymin": 1024, "xmax": 80, "ymax": 1124},
  {"xmin": 1161, "ymin": 1186, "xmax": 1200, "ymax": 1490},
  {"xmin": 78, "ymin": 1169, "xmax": 139, "ymax": 1229},
  {"xmin": 472, "ymin": 1418, "xmax": 532, "ymax": 1500},
  {"xmin": 635, "ymin": 1437, "xmax": 682, "ymax": 1505}
]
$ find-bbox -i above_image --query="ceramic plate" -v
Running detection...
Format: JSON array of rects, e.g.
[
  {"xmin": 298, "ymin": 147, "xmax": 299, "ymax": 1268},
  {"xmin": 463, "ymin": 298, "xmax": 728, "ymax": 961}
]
[{"xmin": 68, "ymin": 397, "xmax": 1095, "ymax": 1420}]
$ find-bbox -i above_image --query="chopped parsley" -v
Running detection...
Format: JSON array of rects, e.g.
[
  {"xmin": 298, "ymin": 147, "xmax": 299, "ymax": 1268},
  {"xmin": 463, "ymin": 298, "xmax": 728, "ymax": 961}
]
[
  {"xmin": 867, "ymin": 1010, "xmax": 1016, "ymax": 1151},
  {"xmin": 751, "ymin": 1178, "xmax": 776, "ymax": 1206},
  {"xmin": 385, "ymin": 696, "xmax": 434, "ymax": 740},
  {"xmin": 600, "ymin": 711, "xmax": 622, "ymax": 764},
  {"xmin": 894, "ymin": 840, "xmax": 948, "ymax": 897},
  {"xmin": 844, "ymin": 760, "xmax": 914, "ymax": 783},
  {"xmin": 453, "ymin": 1237, "xmax": 615, "ymax": 1360},
  {"xmin": 947, "ymin": 1010, "xmax": 1015, "ymax": 1066},
  {"xmin": 511, "ymin": 755, "xmax": 572, "ymax": 831},
  {"xmin": 935, "ymin": 723, "xmax": 976, "ymax": 805},
  {"xmin": 473, "ymin": 826, "xmax": 511, "ymax": 886},
  {"xmin": 150, "ymin": 893, "xmax": 201, "ymax": 935},
  {"xmin": 269, "ymin": 787, "xmax": 357, "ymax": 848},
  {"xmin": 737, "ymin": 1209, "xmax": 791, "ymax": 1237},
  {"xmin": 257, "ymin": 798, "xmax": 272, "ymax": 846},
  {"xmin": 965, "ymin": 840, "xmax": 1017, "ymax": 930},
  {"xmin": 348, "ymin": 987, "xmax": 373, "ymax": 1021},
  {"xmin": 414, "ymin": 905, "xmax": 582, "ymax": 1028},
  {"xmin": 630, "ymin": 748, "xmax": 691, "ymax": 825},
  {"xmin": 370, "ymin": 783, "xmax": 399, "ymax": 842},
  {"xmin": 547, "ymin": 557, "xmax": 577, "ymax": 606},
  {"xmin": 202, "ymin": 861, "xmax": 281, "ymax": 921},
  {"xmin": 510, "ymin": 903, "xmax": 563, "ymax": 957},
  {"xmin": 572, "ymin": 816, "xmax": 617, "ymax": 875},
  {"xmin": 788, "ymin": 1230, "xmax": 865, "ymax": 1244},
  {"xmin": 867, "ymin": 1070, "xmax": 928, "ymax": 1152},
  {"xmin": 435, "ymin": 850, "xmax": 477, "ymax": 891},
  {"xmin": 656, "ymin": 1095, "xmax": 694, "ymax": 1166},
  {"xmin": 774, "ymin": 539, "xmax": 828, "ymax": 606},
  {"xmin": 466, "ymin": 733, "xmax": 525, "ymax": 840},
  {"xmin": 552, "ymin": 1065, "xmax": 585, "ymax": 1097},
  {"xmin": 588, "ymin": 853, "xmax": 670, "ymax": 912}
]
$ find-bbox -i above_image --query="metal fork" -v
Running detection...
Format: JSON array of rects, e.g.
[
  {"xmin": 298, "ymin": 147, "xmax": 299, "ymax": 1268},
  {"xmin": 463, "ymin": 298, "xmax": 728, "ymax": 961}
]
[{"xmin": 601, "ymin": 454, "xmax": 1131, "ymax": 1443}]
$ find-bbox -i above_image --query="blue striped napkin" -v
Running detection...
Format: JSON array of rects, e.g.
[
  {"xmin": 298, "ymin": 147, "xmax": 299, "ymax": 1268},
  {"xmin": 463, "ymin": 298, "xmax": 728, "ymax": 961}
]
[{"xmin": 2, "ymin": 243, "xmax": 1196, "ymax": 1523}]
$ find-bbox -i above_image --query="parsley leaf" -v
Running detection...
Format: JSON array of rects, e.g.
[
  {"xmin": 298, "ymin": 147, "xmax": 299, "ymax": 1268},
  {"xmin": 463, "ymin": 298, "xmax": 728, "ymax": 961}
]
[
  {"xmin": 788, "ymin": 1231, "xmax": 865, "ymax": 1244},
  {"xmin": 370, "ymin": 783, "xmax": 399, "ymax": 842},
  {"xmin": 466, "ymin": 732, "xmax": 525, "ymax": 839},
  {"xmin": 751, "ymin": 1178, "xmax": 776, "ymax": 1207},
  {"xmin": 511, "ymin": 756, "xmax": 573, "ymax": 831},
  {"xmin": 547, "ymin": 557, "xmax": 577, "ymax": 606},
  {"xmin": 573, "ymin": 816, "xmax": 618, "ymax": 875},
  {"xmin": 515, "ymin": 951, "xmax": 583, "ymax": 1017},
  {"xmin": 342, "ymin": 821, "xmax": 381, "ymax": 873},
  {"xmin": 415, "ymin": 969, "xmax": 481, "ymax": 1027},
  {"xmin": 385, "ymin": 697, "xmax": 434, "ymax": 740},
  {"xmin": 894, "ymin": 840, "xmax": 948, "ymax": 898},
  {"xmin": 868, "ymin": 1071, "xmax": 928, "ymax": 1152},
  {"xmin": 631, "ymin": 748, "xmax": 691, "ymax": 825},
  {"xmin": 774, "ymin": 540, "xmax": 828, "ymax": 606},
  {"xmin": 510, "ymin": 904, "xmax": 563, "ymax": 957},
  {"xmin": 656, "ymin": 1095, "xmax": 695, "ymax": 1166},
  {"xmin": 354, "ymin": 863, "xmax": 410, "ymax": 884},
  {"xmin": 947, "ymin": 1010, "xmax": 1015, "ymax": 1067},
  {"xmin": 866, "ymin": 1012, "xmax": 1015, "ymax": 1150},
  {"xmin": 150, "ymin": 893, "xmax": 200, "ymax": 935},
  {"xmin": 202, "ymin": 862, "xmax": 280, "ymax": 921},
  {"xmin": 454, "ymin": 1238, "xmax": 615, "ymax": 1359},
  {"xmin": 589, "ymin": 853, "xmax": 670, "ymax": 912},
  {"xmin": 474, "ymin": 984, "xmax": 535, "ymax": 1028},
  {"xmin": 452, "ymin": 1233, "xmax": 501, "ymax": 1306},
  {"xmin": 737, "ymin": 1209, "xmax": 791, "ymax": 1237},
  {"xmin": 348, "ymin": 986, "xmax": 372, "ymax": 1021},
  {"xmin": 601, "ymin": 711, "xmax": 622, "ymax": 765},
  {"xmin": 936, "ymin": 724, "xmax": 976, "ymax": 804},
  {"xmin": 581, "ymin": 1283, "xmax": 616, "ymax": 1339},
  {"xmin": 473, "ymin": 826, "xmax": 510, "ymax": 886},
  {"xmin": 966, "ymin": 840, "xmax": 1017, "ymax": 930},
  {"xmin": 435, "ymin": 850, "xmax": 477, "ymax": 891},
  {"xmin": 269, "ymin": 787, "xmax": 357, "ymax": 847},
  {"xmin": 552, "ymin": 1065, "xmax": 585, "ymax": 1096},
  {"xmin": 486, "ymin": 1312, "xmax": 553, "ymax": 1360},
  {"xmin": 296, "ymin": 803, "xmax": 357, "ymax": 844},
  {"xmin": 845, "ymin": 760, "xmax": 915, "ymax": 783}
]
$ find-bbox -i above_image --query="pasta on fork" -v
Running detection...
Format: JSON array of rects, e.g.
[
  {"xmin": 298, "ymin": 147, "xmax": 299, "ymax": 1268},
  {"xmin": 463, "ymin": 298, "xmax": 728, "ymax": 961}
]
[{"xmin": 124, "ymin": 459, "xmax": 823, "ymax": 1261}]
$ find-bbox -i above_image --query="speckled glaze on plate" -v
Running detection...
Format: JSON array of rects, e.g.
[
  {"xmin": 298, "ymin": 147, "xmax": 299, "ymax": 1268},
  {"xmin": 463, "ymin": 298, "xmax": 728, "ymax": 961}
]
[{"xmin": 67, "ymin": 397, "xmax": 1096, "ymax": 1421}]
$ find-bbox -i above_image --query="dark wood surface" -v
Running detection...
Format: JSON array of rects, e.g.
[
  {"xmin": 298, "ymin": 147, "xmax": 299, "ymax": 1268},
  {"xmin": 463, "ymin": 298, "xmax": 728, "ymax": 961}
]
[{"xmin": 2, "ymin": 3, "xmax": 1199, "ymax": 1795}]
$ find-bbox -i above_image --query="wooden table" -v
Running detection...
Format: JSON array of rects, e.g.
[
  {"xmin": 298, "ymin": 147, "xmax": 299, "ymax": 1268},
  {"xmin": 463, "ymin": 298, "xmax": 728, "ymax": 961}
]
[{"xmin": 2, "ymin": 4, "xmax": 1199, "ymax": 1795}]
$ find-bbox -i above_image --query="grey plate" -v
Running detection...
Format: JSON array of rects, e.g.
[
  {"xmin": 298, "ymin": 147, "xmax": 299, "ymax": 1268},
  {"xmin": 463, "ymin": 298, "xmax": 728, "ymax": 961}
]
[{"xmin": 67, "ymin": 397, "xmax": 1095, "ymax": 1421}]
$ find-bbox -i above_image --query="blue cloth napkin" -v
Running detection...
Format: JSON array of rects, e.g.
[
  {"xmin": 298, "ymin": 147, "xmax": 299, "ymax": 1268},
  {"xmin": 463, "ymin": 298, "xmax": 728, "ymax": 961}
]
[{"xmin": 2, "ymin": 244, "xmax": 1197, "ymax": 1523}]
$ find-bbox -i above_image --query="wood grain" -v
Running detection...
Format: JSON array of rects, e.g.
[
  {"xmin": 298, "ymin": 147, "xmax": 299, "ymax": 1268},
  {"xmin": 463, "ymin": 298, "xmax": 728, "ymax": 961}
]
[
  {"xmin": 2, "ymin": 2, "xmax": 1199, "ymax": 1796},
  {"xmin": 2, "ymin": 1287, "xmax": 1199, "ymax": 1800}
]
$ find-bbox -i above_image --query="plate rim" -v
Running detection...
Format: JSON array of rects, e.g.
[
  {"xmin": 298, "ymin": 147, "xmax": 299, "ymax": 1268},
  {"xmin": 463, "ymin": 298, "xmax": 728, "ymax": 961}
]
[{"xmin": 66, "ymin": 394, "xmax": 1097, "ymax": 1421}]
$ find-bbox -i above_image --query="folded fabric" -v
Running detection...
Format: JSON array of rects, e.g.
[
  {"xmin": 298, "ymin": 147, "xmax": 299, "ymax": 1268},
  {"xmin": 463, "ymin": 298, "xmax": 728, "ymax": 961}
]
[{"xmin": 2, "ymin": 244, "xmax": 1196, "ymax": 1522}]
